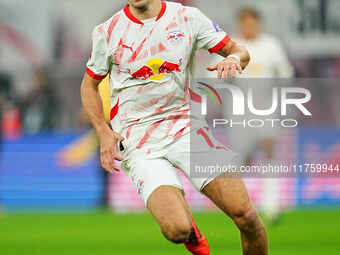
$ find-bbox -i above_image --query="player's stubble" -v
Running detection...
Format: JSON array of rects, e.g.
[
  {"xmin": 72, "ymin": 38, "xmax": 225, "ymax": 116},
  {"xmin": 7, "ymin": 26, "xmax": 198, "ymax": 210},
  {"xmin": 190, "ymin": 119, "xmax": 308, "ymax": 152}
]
[{"xmin": 128, "ymin": 0, "xmax": 154, "ymax": 12}]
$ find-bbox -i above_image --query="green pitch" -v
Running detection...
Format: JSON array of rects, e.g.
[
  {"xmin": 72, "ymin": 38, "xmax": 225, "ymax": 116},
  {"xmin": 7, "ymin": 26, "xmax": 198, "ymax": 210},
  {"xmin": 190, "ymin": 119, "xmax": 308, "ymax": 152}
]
[{"xmin": 1, "ymin": 209, "xmax": 339, "ymax": 255}]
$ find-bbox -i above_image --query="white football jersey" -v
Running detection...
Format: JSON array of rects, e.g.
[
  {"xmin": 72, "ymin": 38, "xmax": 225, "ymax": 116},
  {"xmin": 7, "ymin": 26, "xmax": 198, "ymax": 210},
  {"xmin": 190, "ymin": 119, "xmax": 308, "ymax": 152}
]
[{"xmin": 86, "ymin": 1, "xmax": 229, "ymax": 152}]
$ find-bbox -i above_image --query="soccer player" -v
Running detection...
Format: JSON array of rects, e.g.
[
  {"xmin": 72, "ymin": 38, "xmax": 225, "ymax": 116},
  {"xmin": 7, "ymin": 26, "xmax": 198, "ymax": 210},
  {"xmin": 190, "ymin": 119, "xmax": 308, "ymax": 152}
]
[
  {"xmin": 200, "ymin": 7, "xmax": 294, "ymax": 222},
  {"xmin": 81, "ymin": 1, "xmax": 268, "ymax": 254}
]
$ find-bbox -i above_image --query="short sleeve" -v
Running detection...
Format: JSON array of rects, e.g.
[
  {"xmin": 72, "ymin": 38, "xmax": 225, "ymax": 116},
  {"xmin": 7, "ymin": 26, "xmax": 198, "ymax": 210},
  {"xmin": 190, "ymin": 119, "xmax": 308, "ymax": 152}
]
[
  {"xmin": 86, "ymin": 26, "xmax": 110, "ymax": 80},
  {"xmin": 193, "ymin": 8, "xmax": 230, "ymax": 53}
]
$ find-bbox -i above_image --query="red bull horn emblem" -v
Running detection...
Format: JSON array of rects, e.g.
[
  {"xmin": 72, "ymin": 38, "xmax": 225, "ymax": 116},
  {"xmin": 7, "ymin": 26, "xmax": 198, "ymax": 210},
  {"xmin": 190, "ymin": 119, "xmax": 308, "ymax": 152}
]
[{"xmin": 132, "ymin": 58, "xmax": 181, "ymax": 81}]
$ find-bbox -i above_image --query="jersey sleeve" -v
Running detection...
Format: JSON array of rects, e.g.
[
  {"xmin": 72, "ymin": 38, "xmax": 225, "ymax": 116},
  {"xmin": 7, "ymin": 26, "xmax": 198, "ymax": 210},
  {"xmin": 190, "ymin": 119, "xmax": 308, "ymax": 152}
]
[
  {"xmin": 193, "ymin": 8, "xmax": 230, "ymax": 53},
  {"xmin": 86, "ymin": 25, "xmax": 110, "ymax": 80}
]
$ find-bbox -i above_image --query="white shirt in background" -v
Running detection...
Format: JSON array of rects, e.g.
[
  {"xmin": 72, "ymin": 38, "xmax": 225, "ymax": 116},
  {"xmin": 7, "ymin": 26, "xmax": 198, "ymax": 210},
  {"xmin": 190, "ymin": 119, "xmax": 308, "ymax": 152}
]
[{"xmin": 197, "ymin": 34, "xmax": 294, "ymax": 78}]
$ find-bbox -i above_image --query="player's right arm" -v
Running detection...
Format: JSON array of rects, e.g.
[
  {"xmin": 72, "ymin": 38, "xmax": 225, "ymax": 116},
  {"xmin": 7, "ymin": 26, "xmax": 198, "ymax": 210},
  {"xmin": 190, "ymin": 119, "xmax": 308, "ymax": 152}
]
[
  {"xmin": 81, "ymin": 24, "xmax": 123, "ymax": 174},
  {"xmin": 81, "ymin": 74, "xmax": 124, "ymax": 173}
]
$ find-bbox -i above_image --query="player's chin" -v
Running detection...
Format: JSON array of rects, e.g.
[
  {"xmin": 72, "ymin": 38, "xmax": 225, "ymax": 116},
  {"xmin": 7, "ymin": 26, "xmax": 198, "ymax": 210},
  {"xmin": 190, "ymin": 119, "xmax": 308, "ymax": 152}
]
[{"xmin": 130, "ymin": 0, "xmax": 149, "ymax": 10}]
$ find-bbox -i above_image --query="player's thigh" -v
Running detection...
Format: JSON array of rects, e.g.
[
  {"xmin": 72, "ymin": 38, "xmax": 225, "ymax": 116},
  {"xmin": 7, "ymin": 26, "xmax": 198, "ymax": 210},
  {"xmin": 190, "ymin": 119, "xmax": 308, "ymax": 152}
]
[
  {"xmin": 122, "ymin": 156, "xmax": 184, "ymax": 205},
  {"xmin": 202, "ymin": 175, "xmax": 254, "ymax": 218},
  {"xmin": 147, "ymin": 185, "xmax": 192, "ymax": 238},
  {"xmin": 122, "ymin": 156, "xmax": 192, "ymax": 237}
]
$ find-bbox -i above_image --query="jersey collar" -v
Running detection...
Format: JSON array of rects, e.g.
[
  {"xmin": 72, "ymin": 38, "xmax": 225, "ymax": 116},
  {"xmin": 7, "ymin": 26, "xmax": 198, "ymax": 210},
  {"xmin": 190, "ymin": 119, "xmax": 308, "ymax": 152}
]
[{"xmin": 124, "ymin": 1, "xmax": 167, "ymax": 25}]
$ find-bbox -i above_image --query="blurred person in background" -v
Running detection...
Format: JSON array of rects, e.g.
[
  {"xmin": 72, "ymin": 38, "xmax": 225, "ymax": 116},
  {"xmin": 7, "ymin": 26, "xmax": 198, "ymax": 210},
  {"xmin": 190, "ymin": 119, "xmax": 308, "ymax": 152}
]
[
  {"xmin": 201, "ymin": 7, "xmax": 294, "ymax": 223},
  {"xmin": 19, "ymin": 68, "xmax": 59, "ymax": 134},
  {"xmin": 235, "ymin": 7, "xmax": 294, "ymax": 78},
  {"xmin": 237, "ymin": 7, "xmax": 294, "ymax": 223}
]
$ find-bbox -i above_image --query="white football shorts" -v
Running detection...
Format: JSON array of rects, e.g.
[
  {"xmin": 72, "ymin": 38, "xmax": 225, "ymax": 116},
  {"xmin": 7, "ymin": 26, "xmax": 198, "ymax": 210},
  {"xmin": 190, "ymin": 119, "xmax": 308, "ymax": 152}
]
[{"xmin": 120, "ymin": 127, "xmax": 237, "ymax": 205}]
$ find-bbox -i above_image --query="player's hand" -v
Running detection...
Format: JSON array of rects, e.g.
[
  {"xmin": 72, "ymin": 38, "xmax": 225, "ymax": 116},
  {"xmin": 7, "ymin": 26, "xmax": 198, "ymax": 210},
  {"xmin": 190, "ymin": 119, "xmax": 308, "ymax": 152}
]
[
  {"xmin": 99, "ymin": 129, "xmax": 125, "ymax": 174},
  {"xmin": 206, "ymin": 57, "xmax": 243, "ymax": 79}
]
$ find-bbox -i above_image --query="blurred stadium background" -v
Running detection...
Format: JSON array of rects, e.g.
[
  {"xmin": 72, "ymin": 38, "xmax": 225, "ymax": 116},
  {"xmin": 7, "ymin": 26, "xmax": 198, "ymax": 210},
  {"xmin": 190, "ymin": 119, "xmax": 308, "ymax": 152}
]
[{"xmin": 0, "ymin": 0, "xmax": 340, "ymax": 254}]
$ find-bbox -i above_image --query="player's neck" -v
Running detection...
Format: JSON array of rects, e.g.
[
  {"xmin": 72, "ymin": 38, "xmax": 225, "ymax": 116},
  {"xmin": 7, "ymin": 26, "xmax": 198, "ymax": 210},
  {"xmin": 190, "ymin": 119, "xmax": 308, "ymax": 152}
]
[{"xmin": 129, "ymin": 0, "xmax": 162, "ymax": 21}]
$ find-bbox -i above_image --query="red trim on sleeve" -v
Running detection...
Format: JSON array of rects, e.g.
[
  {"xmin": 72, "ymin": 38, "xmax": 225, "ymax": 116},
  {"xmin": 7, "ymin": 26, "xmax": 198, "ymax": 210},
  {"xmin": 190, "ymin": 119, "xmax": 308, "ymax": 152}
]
[
  {"xmin": 124, "ymin": 1, "xmax": 167, "ymax": 25},
  {"xmin": 208, "ymin": 35, "xmax": 231, "ymax": 54},
  {"xmin": 86, "ymin": 67, "xmax": 107, "ymax": 80}
]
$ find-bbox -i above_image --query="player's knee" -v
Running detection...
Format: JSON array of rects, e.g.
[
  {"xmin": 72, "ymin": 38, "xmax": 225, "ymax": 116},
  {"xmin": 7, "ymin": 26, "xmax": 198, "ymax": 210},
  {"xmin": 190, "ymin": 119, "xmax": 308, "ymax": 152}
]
[
  {"xmin": 162, "ymin": 223, "xmax": 192, "ymax": 244},
  {"xmin": 232, "ymin": 209, "xmax": 263, "ymax": 234}
]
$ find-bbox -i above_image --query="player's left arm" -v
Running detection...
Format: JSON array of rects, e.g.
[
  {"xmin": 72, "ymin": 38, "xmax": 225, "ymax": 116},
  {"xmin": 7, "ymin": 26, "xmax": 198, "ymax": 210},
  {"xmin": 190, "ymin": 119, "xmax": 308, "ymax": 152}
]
[{"xmin": 207, "ymin": 40, "xmax": 250, "ymax": 79}]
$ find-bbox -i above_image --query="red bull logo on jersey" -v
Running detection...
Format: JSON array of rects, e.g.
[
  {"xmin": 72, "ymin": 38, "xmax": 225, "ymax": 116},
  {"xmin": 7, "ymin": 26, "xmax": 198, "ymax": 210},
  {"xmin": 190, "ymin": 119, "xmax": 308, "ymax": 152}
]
[
  {"xmin": 131, "ymin": 58, "xmax": 182, "ymax": 81},
  {"xmin": 167, "ymin": 31, "xmax": 185, "ymax": 45}
]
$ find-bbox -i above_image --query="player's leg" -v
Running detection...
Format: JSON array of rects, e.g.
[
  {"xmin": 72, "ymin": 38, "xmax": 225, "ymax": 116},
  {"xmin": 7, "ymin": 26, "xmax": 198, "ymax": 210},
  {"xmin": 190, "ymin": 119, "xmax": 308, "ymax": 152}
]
[
  {"xmin": 146, "ymin": 185, "xmax": 193, "ymax": 243},
  {"xmin": 202, "ymin": 176, "xmax": 268, "ymax": 255},
  {"xmin": 147, "ymin": 185, "xmax": 209, "ymax": 255},
  {"xmin": 164, "ymin": 131, "xmax": 218, "ymax": 255},
  {"xmin": 121, "ymin": 156, "xmax": 195, "ymax": 245},
  {"xmin": 167, "ymin": 130, "xmax": 267, "ymax": 255}
]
